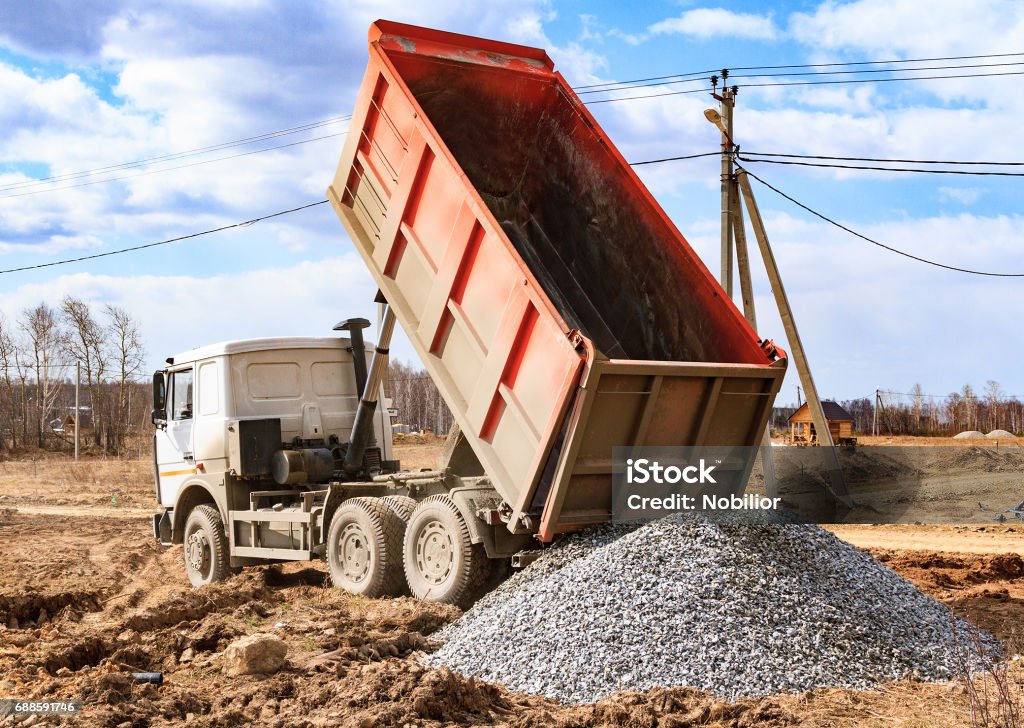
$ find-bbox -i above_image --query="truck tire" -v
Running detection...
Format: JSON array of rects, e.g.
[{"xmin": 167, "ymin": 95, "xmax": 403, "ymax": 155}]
[
  {"xmin": 380, "ymin": 495, "xmax": 417, "ymax": 521},
  {"xmin": 403, "ymin": 495, "xmax": 489, "ymax": 607},
  {"xmin": 183, "ymin": 504, "xmax": 231, "ymax": 587},
  {"xmin": 327, "ymin": 497, "xmax": 406, "ymax": 598}
]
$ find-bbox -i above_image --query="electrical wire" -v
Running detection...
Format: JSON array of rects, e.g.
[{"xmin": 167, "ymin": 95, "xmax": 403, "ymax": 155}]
[
  {"xmin": 570, "ymin": 51, "xmax": 1024, "ymax": 93},
  {"xmin": 5, "ymin": 56, "xmax": 1022, "ymax": 192},
  {"xmin": 5, "ymin": 50, "xmax": 1024, "ymax": 191},
  {"xmin": 0, "ymin": 200, "xmax": 329, "ymax": 275},
  {"xmin": 630, "ymin": 151, "xmax": 721, "ymax": 165},
  {"xmin": 576, "ymin": 59, "xmax": 1024, "ymax": 97},
  {"xmin": 581, "ymin": 69, "xmax": 1024, "ymax": 104},
  {"xmin": 584, "ymin": 86, "xmax": 714, "ymax": 104},
  {"xmin": 737, "ymin": 165, "xmax": 1024, "ymax": 277},
  {"xmin": 735, "ymin": 69, "xmax": 1024, "ymax": 89},
  {"xmin": 727, "ymin": 60, "xmax": 1024, "ymax": 80},
  {"xmin": 0, "ymin": 115, "xmax": 351, "ymax": 193},
  {"xmin": 0, "ymin": 133, "xmax": 345, "ymax": 200},
  {"xmin": 743, "ymin": 152, "xmax": 1024, "ymax": 166},
  {"xmin": 0, "ymin": 151, "xmax": 722, "ymax": 275},
  {"xmin": 728, "ymin": 51, "xmax": 1024, "ymax": 71},
  {"xmin": 737, "ymin": 156, "xmax": 1024, "ymax": 177}
]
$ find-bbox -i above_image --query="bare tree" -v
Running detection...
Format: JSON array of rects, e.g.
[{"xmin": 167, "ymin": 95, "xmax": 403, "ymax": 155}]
[
  {"xmin": 19, "ymin": 304, "xmax": 66, "ymax": 447},
  {"xmin": 105, "ymin": 304, "xmax": 146, "ymax": 453},
  {"xmin": 985, "ymin": 380, "xmax": 1004, "ymax": 431},
  {"xmin": 0, "ymin": 316, "xmax": 16, "ymax": 450},
  {"xmin": 61, "ymin": 296, "xmax": 107, "ymax": 448}
]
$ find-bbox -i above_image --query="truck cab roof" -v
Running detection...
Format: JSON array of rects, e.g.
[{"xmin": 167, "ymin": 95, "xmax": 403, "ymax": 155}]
[{"xmin": 169, "ymin": 337, "xmax": 347, "ymax": 367}]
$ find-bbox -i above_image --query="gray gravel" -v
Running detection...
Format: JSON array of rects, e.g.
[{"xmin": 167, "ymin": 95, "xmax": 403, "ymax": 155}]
[{"xmin": 425, "ymin": 512, "xmax": 998, "ymax": 702}]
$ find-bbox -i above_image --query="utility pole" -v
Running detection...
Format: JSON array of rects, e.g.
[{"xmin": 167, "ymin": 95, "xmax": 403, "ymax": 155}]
[
  {"xmin": 74, "ymin": 360, "xmax": 80, "ymax": 461},
  {"xmin": 715, "ymin": 74, "xmax": 735, "ymax": 298},
  {"xmin": 797, "ymin": 385, "xmax": 803, "ymax": 407},
  {"xmin": 872, "ymin": 389, "xmax": 879, "ymax": 437},
  {"xmin": 737, "ymin": 170, "xmax": 851, "ymax": 507},
  {"xmin": 706, "ymin": 79, "xmax": 776, "ymax": 497}
]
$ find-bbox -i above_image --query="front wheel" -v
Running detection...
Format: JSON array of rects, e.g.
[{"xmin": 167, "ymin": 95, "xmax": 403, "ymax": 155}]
[{"xmin": 183, "ymin": 504, "xmax": 230, "ymax": 587}]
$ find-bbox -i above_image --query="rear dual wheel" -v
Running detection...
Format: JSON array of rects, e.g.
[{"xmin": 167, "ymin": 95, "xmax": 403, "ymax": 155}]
[
  {"xmin": 403, "ymin": 495, "xmax": 490, "ymax": 608},
  {"xmin": 328, "ymin": 494, "xmax": 491, "ymax": 606},
  {"xmin": 327, "ymin": 497, "xmax": 407, "ymax": 597}
]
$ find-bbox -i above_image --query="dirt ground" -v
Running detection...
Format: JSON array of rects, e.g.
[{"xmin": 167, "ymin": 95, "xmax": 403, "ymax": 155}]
[{"xmin": 1, "ymin": 440, "xmax": 1024, "ymax": 726}]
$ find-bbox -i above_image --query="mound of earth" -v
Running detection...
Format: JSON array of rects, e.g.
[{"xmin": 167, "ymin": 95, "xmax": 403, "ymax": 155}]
[{"xmin": 986, "ymin": 430, "xmax": 1017, "ymax": 439}]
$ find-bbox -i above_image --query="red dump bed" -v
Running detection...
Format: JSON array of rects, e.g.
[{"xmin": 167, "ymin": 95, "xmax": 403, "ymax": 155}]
[{"xmin": 329, "ymin": 21, "xmax": 786, "ymax": 540}]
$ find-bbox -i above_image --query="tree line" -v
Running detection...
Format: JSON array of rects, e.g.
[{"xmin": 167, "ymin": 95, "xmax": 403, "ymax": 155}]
[
  {"xmin": 385, "ymin": 360, "xmax": 454, "ymax": 435},
  {"xmin": 771, "ymin": 381, "xmax": 1023, "ymax": 437},
  {"xmin": 0, "ymin": 297, "xmax": 147, "ymax": 455},
  {"xmin": 386, "ymin": 363, "xmax": 1024, "ymax": 439},
  {"xmin": 845, "ymin": 382, "xmax": 1022, "ymax": 436}
]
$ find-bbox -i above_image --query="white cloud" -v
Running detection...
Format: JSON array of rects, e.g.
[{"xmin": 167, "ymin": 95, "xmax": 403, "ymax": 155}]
[
  {"xmin": 790, "ymin": 0, "xmax": 1024, "ymax": 57},
  {"xmin": 0, "ymin": 255, "xmax": 404, "ymax": 371},
  {"xmin": 939, "ymin": 187, "xmax": 982, "ymax": 205},
  {"xmin": 650, "ymin": 8, "xmax": 778, "ymax": 40}
]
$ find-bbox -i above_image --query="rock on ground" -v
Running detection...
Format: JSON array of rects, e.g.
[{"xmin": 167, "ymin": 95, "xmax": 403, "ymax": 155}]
[
  {"xmin": 222, "ymin": 633, "xmax": 288, "ymax": 676},
  {"xmin": 426, "ymin": 513, "xmax": 1000, "ymax": 703}
]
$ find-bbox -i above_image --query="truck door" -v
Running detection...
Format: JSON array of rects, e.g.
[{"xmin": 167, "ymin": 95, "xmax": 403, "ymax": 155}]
[{"xmin": 155, "ymin": 367, "xmax": 195, "ymax": 506}]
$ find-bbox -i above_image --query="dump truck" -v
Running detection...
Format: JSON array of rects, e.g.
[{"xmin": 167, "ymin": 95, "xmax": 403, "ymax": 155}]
[{"xmin": 151, "ymin": 20, "xmax": 787, "ymax": 606}]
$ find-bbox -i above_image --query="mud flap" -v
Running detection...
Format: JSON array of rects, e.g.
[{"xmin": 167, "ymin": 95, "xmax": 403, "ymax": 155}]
[{"xmin": 153, "ymin": 508, "xmax": 173, "ymax": 546}]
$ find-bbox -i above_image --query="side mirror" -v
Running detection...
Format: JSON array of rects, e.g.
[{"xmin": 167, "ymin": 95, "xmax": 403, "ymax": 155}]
[{"xmin": 152, "ymin": 371, "xmax": 167, "ymax": 424}]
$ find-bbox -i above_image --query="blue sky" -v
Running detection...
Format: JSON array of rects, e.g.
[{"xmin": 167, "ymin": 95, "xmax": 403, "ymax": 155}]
[{"xmin": 0, "ymin": 0, "xmax": 1021, "ymax": 406}]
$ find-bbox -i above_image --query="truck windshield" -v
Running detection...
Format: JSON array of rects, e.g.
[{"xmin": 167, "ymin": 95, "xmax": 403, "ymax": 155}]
[{"xmin": 171, "ymin": 369, "xmax": 193, "ymax": 420}]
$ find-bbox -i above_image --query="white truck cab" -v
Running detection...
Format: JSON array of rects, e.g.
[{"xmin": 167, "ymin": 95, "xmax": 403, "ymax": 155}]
[{"xmin": 152, "ymin": 333, "xmax": 394, "ymax": 583}]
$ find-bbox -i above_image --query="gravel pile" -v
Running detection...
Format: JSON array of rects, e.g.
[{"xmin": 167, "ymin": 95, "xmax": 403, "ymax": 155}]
[
  {"xmin": 954, "ymin": 430, "xmax": 985, "ymax": 438},
  {"xmin": 986, "ymin": 429, "xmax": 1017, "ymax": 439},
  {"xmin": 426, "ymin": 513, "xmax": 998, "ymax": 702}
]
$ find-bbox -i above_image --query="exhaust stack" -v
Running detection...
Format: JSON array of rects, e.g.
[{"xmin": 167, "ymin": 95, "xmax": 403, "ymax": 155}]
[{"xmin": 343, "ymin": 305, "xmax": 396, "ymax": 474}]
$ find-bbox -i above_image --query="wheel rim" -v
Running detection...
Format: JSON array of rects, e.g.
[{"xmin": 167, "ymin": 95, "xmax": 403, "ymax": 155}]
[
  {"xmin": 338, "ymin": 522, "xmax": 372, "ymax": 583},
  {"xmin": 186, "ymin": 529, "xmax": 211, "ymax": 579},
  {"xmin": 415, "ymin": 519, "xmax": 454, "ymax": 585}
]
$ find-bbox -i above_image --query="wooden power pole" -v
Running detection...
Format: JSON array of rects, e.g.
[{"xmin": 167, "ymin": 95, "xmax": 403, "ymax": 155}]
[{"xmin": 736, "ymin": 170, "xmax": 851, "ymax": 506}]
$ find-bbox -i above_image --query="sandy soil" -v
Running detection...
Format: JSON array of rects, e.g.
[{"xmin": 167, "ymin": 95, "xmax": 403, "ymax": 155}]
[{"xmin": 0, "ymin": 442, "xmax": 1023, "ymax": 726}]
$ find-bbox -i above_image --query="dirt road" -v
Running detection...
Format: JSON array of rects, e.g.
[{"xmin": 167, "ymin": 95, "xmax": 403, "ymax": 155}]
[
  {"xmin": 829, "ymin": 523, "xmax": 1024, "ymax": 553},
  {"xmin": 1, "ymin": 448, "xmax": 1023, "ymax": 725}
]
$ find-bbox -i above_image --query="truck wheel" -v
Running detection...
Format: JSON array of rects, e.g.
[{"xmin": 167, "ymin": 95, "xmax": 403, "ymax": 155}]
[
  {"xmin": 381, "ymin": 495, "xmax": 417, "ymax": 521},
  {"xmin": 403, "ymin": 495, "xmax": 489, "ymax": 607},
  {"xmin": 183, "ymin": 504, "xmax": 230, "ymax": 587},
  {"xmin": 327, "ymin": 497, "xmax": 406, "ymax": 597}
]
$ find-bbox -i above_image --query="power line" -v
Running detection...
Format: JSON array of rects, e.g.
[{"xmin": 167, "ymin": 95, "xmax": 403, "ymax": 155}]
[
  {"xmin": 570, "ymin": 51, "xmax": 1024, "ymax": 93},
  {"xmin": 0, "ymin": 133, "xmax": 345, "ymax": 200},
  {"xmin": 735, "ymin": 69, "xmax": 1024, "ymax": 90},
  {"xmin": 575, "ymin": 75, "xmax": 709, "ymax": 95},
  {"xmin": 728, "ymin": 59, "xmax": 1024, "ymax": 80},
  {"xmin": 738, "ymin": 156, "xmax": 1024, "ymax": 177},
  {"xmin": 738, "ymin": 165, "xmax": 1024, "ymax": 277},
  {"xmin": 630, "ymin": 151, "xmax": 720, "ymax": 165},
  {"xmin": 577, "ymin": 59, "xmax": 1024, "ymax": 97},
  {"xmin": 584, "ymin": 86, "xmax": 713, "ymax": 104},
  {"xmin": 743, "ymin": 152, "xmax": 1024, "ymax": 166},
  {"xmin": 729, "ymin": 51, "xmax": 1024, "ymax": 72},
  {"xmin": 0, "ymin": 115, "xmax": 351, "ymax": 193},
  {"xmin": 0, "ymin": 200, "xmax": 329, "ymax": 276},
  {"xmin": 0, "ymin": 152, "xmax": 723, "ymax": 275},
  {"xmin": 5, "ymin": 50, "xmax": 1024, "ymax": 191},
  {"xmin": 580, "ymin": 69, "xmax": 1024, "ymax": 104},
  {"xmin": 878, "ymin": 389, "xmax": 1024, "ymax": 400}
]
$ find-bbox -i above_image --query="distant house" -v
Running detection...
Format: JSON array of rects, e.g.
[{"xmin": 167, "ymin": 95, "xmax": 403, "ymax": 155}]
[
  {"xmin": 787, "ymin": 401, "xmax": 855, "ymax": 445},
  {"xmin": 57, "ymin": 407, "xmax": 93, "ymax": 434}
]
